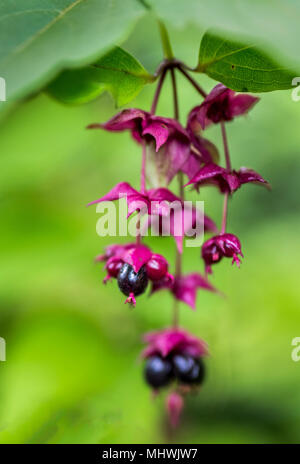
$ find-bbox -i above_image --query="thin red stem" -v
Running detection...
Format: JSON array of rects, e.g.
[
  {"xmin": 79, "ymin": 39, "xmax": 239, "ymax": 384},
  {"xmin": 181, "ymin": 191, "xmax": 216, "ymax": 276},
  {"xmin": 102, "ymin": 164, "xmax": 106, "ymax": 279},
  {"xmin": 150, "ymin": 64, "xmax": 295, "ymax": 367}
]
[
  {"xmin": 170, "ymin": 68, "xmax": 179, "ymax": 120},
  {"xmin": 220, "ymin": 121, "xmax": 231, "ymax": 171},
  {"xmin": 136, "ymin": 140, "xmax": 147, "ymax": 246},
  {"xmin": 141, "ymin": 140, "xmax": 146, "ymax": 194},
  {"xmin": 170, "ymin": 69, "xmax": 183, "ymax": 328},
  {"xmin": 220, "ymin": 121, "xmax": 231, "ymax": 234},
  {"xmin": 178, "ymin": 67, "xmax": 207, "ymax": 98},
  {"xmin": 150, "ymin": 69, "xmax": 167, "ymax": 115},
  {"xmin": 136, "ymin": 221, "xmax": 141, "ymax": 245},
  {"xmin": 221, "ymin": 192, "xmax": 228, "ymax": 234},
  {"xmin": 137, "ymin": 65, "xmax": 168, "ymax": 244},
  {"xmin": 173, "ymin": 171, "xmax": 184, "ymax": 328}
]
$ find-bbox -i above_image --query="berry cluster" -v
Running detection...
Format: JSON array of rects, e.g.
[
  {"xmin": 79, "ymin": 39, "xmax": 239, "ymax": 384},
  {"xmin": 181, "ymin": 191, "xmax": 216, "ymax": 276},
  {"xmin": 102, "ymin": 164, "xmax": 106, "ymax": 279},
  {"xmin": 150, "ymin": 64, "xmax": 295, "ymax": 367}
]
[
  {"xmin": 88, "ymin": 56, "xmax": 269, "ymax": 426},
  {"xmin": 145, "ymin": 353, "xmax": 205, "ymax": 389},
  {"xmin": 142, "ymin": 327, "xmax": 207, "ymax": 424}
]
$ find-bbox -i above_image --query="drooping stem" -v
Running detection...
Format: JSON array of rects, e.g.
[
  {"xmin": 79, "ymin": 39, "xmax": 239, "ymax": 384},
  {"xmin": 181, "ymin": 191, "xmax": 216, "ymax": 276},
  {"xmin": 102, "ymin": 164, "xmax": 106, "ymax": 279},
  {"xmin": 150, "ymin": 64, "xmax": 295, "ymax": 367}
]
[
  {"xmin": 178, "ymin": 66, "xmax": 207, "ymax": 98},
  {"xmin": 170, "ymin": 68, "xmax": 179, "ymax": 120},
  {"xmin": 150, "ymin": 68, "xmax": 167, "ymax": 115},
  {"xmin": 220, "ymin": 121, "xmax": 231, "ymax": 171},
  {"xmin": 136, "ymin": 138, "xmax": 147, "ymax": 246},
  {"xmin": 136, "ymin": 217, "xmax": 142, "ymax": 245},
  {"xmin": 170, "ymin": 68, "xmax": 183, "ymax": 328},
  {"xmin": 158, "ymin": 20, "xmax": 174, "ymax": 59},
  {"xmin": 172, "ymin": 171, "xmax": 184, "ymax": 328},
  {"xmin": 140, "ymin": 140, "xmax": 146, "ymax": 195},
  {"xmin": 172, "ymin": 300, "xmax": 179, "ymax": 328},
  {"xmin": 220, "ymin": 121, "xmax": 231, "ymax": 234},
  {"xmin": 221, "ymin": 192, "xmax": 228, "ymax": 234}
]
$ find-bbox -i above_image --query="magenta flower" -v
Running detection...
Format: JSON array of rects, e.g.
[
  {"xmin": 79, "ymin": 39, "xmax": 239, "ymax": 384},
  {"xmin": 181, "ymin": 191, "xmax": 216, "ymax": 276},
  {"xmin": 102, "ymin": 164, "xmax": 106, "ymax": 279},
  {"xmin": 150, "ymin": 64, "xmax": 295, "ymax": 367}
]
[
  {"xmin": 98, "ymin": 242, "xmax": 173, "ymax": 306},
  {"xmin": 185, "ymin": 163, "xmax": 269, "ymax": 193},
  {"xmin": 202, "ymin": 233, "xmax": 243, "ymax": 274},
  {"xmin": 88, "ymin": 109, "xmax": 191, "ymax": 184},
  {"xmin": 88, "ymin": 108, "xmax": 146, "ymax": 144},
  {"xmin": 87, "ymin": 181, "xmax": 182, "ymax": 217},
  {"xmin": 151, "ymin": 272, "xmax": 216, "ymax": 309},
  {"xmin": 142, "ymin": 327, "xmax": 208, "ymax": 359},
  {"xmin": 189, "ymin": 84, "xmax": 259, "ymax": 130}
]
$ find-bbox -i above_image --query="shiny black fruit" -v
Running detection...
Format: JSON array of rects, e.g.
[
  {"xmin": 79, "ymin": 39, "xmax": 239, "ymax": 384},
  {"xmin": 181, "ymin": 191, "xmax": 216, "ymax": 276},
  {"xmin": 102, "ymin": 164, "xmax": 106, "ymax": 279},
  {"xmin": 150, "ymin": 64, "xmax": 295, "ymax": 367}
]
[
  {"xmin": 117, "ymin": 263, "xmax": 148, "ymax": 296},
  {"xmin": 144, "ymin": 355, "xmax": 174, "ymax": 388},
  {"xmin": 172, "ymin": 354, "xmax": 205, "ymax": 385}
]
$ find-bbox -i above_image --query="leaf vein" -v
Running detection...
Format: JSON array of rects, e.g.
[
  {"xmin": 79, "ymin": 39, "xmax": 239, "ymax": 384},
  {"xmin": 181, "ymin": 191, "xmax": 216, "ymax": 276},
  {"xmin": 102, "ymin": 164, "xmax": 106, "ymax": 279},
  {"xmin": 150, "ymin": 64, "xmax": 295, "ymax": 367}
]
[
  {"xmin": 0, "ymin": 9, "xmax": 61, "ymax": 23},
  {"xmin": 207, "ymin": 68, "xmax": 289, "ymax": 86},
  {"xmin": 201, "ymin": 44, "xmax": 255, "ymax": 70},
  {"xmin": 0, "ymin": 0, "xmax": 84, "ymax": 66}
]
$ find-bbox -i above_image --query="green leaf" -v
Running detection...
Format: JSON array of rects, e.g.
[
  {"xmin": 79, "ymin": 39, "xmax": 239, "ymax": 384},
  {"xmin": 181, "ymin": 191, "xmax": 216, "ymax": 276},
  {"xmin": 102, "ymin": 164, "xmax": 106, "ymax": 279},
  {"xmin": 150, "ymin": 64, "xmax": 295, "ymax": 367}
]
[
  {"xmin": 196, "ymin": 32, "xmax": 298, "ymax": 92},
  {"xmin": 146, "ymin": 0, "xmax": 300, "ymax": 67},
  {"xmin": 47, "ymin": 47, "xmax": 155, "ymax": 106},
  {"xmin": 0, "ymin": 0, "xmax": 146, "ymax": 103}
]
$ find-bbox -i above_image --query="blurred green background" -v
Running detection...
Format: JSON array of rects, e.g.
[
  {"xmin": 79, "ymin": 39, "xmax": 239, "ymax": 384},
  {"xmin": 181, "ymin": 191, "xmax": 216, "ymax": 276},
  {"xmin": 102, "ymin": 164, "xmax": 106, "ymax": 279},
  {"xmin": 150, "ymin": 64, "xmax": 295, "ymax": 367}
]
[{"xmin": 0, "ymin": 16, "xmax": 300, "ymax": 444}]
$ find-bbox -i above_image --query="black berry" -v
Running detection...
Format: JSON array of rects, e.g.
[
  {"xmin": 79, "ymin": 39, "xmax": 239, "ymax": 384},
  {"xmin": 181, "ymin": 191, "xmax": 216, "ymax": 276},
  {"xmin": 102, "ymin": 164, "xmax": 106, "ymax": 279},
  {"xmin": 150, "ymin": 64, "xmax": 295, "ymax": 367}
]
[
  {"xmin": 144, "ymin": 355, "xmax": 174, "ymax": 388},
  {"xmin": 173, "ymin": 354, "xmax": 205, "ymax": 385},
  {"xmin": 117, "ymin": 263, "xmax": 148, "ymax": 296}
]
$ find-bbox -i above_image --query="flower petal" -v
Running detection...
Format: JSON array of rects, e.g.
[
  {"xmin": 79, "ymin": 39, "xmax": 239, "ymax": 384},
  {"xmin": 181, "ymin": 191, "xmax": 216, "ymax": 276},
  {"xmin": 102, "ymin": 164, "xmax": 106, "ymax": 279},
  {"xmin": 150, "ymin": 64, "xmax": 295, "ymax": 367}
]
[
  {"xmin": 237, "ymin": 167, "xmax": 270, "ymax": 189},
  {"xmin": 88, "ymin": 108, "xmax": 146, "ymax": 132},
  {"xmin": 142, "ymin": 120, "xmax": 169, "ymax": 152},
  {"xmin": 142, "ymin": 328, "xmax": 208, "ymax": 358},
  {"xmin": 189, "ymin": 84, "xmax": 258, "ymax": 129},
  {"xmin": 87, "ymin": 182, "xmax": 150, "ymax": 218},
  {"xmin": 165, "ymin": 137, "xmax": 191, "ymax": 184},
  {"xmin": 173, "ymin": 273, "xmax": 216, "ymax": 310},
  {"xmin": 196, "ymin": 84, "xmax": 230, "ymax": 129},
  {"xmin": 230, "ymin": 94, "xmax": 259, "ymax": 118},
  {"xmin": 122, "ymin": 244, "xmax": 152, "ymax": 272},
  {"xmin": 87, "ymin": 182, "xmax": 142, "ymax": 206},
  {"xmin": 216, "ymin": 233, "xmax": 242, "ymax": 256},
  {"xmin": 184, "ymin": 163, "xmax": 227, "ymax": 188},
  {"xmin": 145, "ymin": 117, "xmax": 191, "ymax": 186},
  {"xmin": 181, "ymin": 150, "xmax": 204, "ymax": 180}
]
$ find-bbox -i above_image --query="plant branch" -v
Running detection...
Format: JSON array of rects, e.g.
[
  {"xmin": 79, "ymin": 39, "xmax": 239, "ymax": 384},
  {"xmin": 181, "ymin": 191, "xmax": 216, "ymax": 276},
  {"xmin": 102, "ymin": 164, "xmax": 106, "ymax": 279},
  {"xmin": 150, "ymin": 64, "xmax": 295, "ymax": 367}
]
[
  {"xmin": 150, "ymin": 68, "xmax": 167, "ymax": 115},
  {"xmin": 178, "ymin": 66, "xmax": 207, "ymax": 98},
  {"xmin": 220, "ymin": 121, "xmax": 231, "ymax": 234},
  {"xmin": 221, "ymin": 192, "xmax": 228, "ymax": 234},
  {"xmin": 140, "ymin": 140, "xmax": 147, "ymax": 195},
  {"xmin": 171, "ymin": 68, "xmax": 183, "ymax": 328},
  {"xmin": 220, "ymin": 121, "xmax": 231, "ymax": 171},
  {"xmin": 136, "ymin": 140, "xmax": 147, "ymax": 246},
  {"xmin": 170, "ymin": 67, "xmax": 179, "ymax": 120}
]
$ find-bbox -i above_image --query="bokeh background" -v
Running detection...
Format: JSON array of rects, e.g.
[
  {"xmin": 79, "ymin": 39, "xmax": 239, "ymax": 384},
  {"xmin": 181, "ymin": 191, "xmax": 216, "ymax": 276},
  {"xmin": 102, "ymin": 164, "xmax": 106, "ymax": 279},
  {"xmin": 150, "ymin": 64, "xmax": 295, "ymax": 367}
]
[{"xmin": 0, "ymin": 15, "xmax": 300, "ymax": 444}]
